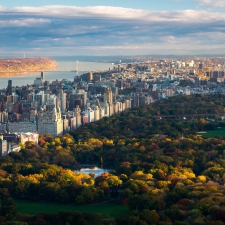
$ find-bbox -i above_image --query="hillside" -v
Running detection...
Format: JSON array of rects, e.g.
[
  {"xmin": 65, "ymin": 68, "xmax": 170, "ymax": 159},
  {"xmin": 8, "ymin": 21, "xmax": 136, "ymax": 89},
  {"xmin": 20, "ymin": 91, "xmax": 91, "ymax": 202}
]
[{"xmin": 0, "ymin": 57, "xmax": 57, "ymax": 75}]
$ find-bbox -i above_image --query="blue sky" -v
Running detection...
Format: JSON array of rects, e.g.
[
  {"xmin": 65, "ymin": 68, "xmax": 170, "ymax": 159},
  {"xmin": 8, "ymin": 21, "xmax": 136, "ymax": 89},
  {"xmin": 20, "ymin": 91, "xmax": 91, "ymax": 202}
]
[{"xmin": 1, "ymin": 0, "xmax": 225, "ymax": 56}]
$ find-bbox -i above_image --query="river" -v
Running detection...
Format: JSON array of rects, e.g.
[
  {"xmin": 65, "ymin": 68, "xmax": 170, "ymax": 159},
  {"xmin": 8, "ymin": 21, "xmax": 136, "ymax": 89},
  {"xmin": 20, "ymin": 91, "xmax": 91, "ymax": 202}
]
[{"xmin": 0, "ymin": 60, "xmax": 114, "ymax": 89}]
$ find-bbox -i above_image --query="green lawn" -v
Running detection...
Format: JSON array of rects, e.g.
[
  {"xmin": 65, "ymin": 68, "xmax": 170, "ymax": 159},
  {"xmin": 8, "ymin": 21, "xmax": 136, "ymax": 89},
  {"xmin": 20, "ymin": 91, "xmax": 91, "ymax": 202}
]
[
  {"xmin": 198, "ymin": 127, "xmax": 225, "ymax": 138},
  {"xmin": 15, "ymin": 200, "xmax": 129, "ymax": 218}
]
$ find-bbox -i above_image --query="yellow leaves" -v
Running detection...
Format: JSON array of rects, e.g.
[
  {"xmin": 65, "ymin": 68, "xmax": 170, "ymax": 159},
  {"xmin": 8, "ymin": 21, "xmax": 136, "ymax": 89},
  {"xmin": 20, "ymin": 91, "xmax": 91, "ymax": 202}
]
[
  {"xmin": 55, "ymin": 146, "xmax": 63, "ymax": 150},
  {"xmin": 60, "ymin": 169, "xmax": 75, "ymax": 176},
  {"xmin": 50, "ymin": 141, "xmax": 55, "ymax": 146},
  {"xmin": 65, "ymin": 137, "xmax": 74, "ymax": 145},
  {"xmin": 166, "ymin": 138, "xmax": 171, "ymax": 142},
  {"xmin": 99, "ymin": 181, "xmax": 110, "ymax": 194},
  {"xmin": 178, "ymin": 175, "xmax": 188, "ymax": 179},
  {"xmin": 207, "ymin": 186, "xmax": 218, "ymax": 192},
  {"xmin": 197, "ymin": 175, "xmax": 207, "ymax": 183},
  {"xmin": 156, "ymin": 180, "xmax": 169, "ymax": 189},
  {"xmin": 88, "ymin": 138, "xmax": 103, "ymax": 147},
  {"xmin": 76, "ymin": 173, "xmax": 93, "ymax": 184},
  {"xmin": 76, "ymin": 138, "xmax": 103, "ymax": 151},
  {"xmin": 139, "ymin": 146, "xmax": 146, "ymax": 151},
  {"xmin": 59, "ymin": 169, "xmax": 94, "ymax": 185},
  {"xmin": 193, "ymin": 185, "xmax": 205, "ymax": 191},
  {"xmin": 117, "ymin": 139, "xmax": 126, "ymax": 146},
  {"xmin": 152, "ymin": 188, "xmax": 160, "ymax": 194},
  {"xmin": 105, "ymin": 139, "xmax": 114, "ymax": 145},
  {"xmin": 54, "ymin": 137, "xmax": 62, "ymax": 145},
  {"xmin": 120, "ymin": 174, "xmax": 128, "ymax": 180},
  {"xmin": 186, "ymin": 172, "xmax": 196, "ymax": 179},
  {"xmin": 132, "ymin": 171, "xmax": 144, "ymax": 176},
  {"xmin": 106, "ymin": 175, "xmax": 122, "ymax": 187},
  {"xmin": 133, "ymin": 142, "xmax": 140, "ymax": 147},
  {"xmin": 130, "ymin": 171, "xmax": 153, "ymax": 181},
  {"xmin": 84, "ymin": 178, "xmax": 95, "ymax": 186},
  {"xmin": 15, "ymin": 174, "xmax": 44, "ymax": 184},
  {"xmin": 183, "ymin": 179, "xmax": 195, "ymax": 185},
  {"xmin": 171, "ymin": 167, "xmax": 196, "ymax": 180},
  {"xmin": 18, "ymin": 142, "xmax": 25, "ymax": 150},
  {"xmin": 145, "ymin": 174, "xmax": 154, "ymax": 180},
  {"xmin": 199, "ymin": 118, "xmax": 206, "ymax": 124}
]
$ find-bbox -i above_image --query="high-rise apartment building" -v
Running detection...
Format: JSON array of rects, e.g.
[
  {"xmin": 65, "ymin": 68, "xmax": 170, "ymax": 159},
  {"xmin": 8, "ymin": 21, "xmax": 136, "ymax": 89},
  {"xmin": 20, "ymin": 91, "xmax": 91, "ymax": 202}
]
[
  {"xmin": 104, "ymin": 87, "xmax": 113, "ymax": 104},
  {"xmin": 58, "ymin": 91, "xmax": 67, "ymax": 112},
  {"xmin": 69, "ymin": 90, "xmax": 87, "ymax": 110},
  {"xmin": 0, "ymin": 135, "xmax": 8, "ymax": 157},
  {"xmin": 74, "ymin": 105, "xmax": 82, "ymax": 128},
  {"xmin": 37, "ymin": 107, "xmax": 63, "ymax": 136}
]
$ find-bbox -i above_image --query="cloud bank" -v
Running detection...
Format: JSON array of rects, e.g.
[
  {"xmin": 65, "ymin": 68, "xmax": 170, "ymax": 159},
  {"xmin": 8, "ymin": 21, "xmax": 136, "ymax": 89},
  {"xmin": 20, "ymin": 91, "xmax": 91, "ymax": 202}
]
[
  {"xmin": 198, "ymin": 0, "xmax": 225, "ymax": 8},
  {"xmin": 1, "ymin": 5, "xmax": 225, "ymax": 55}
]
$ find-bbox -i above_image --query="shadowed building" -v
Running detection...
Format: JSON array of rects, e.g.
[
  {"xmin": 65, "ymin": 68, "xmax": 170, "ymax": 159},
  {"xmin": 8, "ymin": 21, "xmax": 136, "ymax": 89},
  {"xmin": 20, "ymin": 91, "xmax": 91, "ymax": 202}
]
[{"xmin": 7, "ymin": 80, "xmax": 12, "ymax": 95}]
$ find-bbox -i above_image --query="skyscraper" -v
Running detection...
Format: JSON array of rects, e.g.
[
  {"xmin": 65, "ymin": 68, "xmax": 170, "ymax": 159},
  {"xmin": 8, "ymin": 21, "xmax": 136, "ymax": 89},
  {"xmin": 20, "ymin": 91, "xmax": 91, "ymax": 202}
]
[
  {"xmin": 7, "ymin": 80, "xmax": 12, "ymax": 95},
  {"xmin": 41, "ymin": 71, "xmax": 45, "ymax": 81}
]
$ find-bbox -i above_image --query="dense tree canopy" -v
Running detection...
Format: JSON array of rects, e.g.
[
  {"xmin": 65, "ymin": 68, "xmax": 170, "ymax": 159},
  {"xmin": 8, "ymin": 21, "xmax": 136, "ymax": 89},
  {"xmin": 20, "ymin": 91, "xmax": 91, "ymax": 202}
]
[{"xmin": 1, "ymin": 94, "xmax": 225, "ymax": 224}]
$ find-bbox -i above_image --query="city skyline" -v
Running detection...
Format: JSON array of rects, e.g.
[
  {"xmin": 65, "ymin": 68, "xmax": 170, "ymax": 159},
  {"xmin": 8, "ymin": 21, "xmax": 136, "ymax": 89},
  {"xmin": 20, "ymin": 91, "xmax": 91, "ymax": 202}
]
[{"xmin": 1, "ymin": 0, "xmax": 225, "ymax": 56}]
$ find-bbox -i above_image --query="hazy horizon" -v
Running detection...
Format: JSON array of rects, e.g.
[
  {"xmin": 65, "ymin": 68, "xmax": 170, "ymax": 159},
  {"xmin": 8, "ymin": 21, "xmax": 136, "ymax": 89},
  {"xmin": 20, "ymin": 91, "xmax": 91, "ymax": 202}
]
[{"xmin": 2, "ymin": 54, "xmax": 225, "ymax": 59}]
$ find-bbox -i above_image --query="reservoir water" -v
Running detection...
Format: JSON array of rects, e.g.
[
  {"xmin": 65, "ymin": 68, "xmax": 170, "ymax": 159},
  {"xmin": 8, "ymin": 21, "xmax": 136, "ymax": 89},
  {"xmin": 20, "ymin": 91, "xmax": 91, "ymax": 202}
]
[
  {"xmin": 0, "ymin": 61, "xmax": 113, "ymax": 89},
  {"xmin": 75, "ymin": 166, "xmax": 114, "ymax": 177}
]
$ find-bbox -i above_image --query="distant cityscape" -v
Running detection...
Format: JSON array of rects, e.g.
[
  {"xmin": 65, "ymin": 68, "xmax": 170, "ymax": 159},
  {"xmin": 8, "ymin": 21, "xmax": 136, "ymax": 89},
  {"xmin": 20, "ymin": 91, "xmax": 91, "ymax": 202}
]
[{"xmin": 0, "ymin": 56, "xmax": 225, "ymax": 156}]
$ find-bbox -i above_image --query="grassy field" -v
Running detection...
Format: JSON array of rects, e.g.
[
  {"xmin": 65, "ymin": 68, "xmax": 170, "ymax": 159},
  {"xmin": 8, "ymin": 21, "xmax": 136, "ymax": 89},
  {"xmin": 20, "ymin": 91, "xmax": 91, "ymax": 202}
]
[
  {"xmin": 15, "ymin": 200, "xmax": 129, "ymax": 218},
  {"xmin": 198, "ymin": 127, "xmax": 225, "ymax": 138}
]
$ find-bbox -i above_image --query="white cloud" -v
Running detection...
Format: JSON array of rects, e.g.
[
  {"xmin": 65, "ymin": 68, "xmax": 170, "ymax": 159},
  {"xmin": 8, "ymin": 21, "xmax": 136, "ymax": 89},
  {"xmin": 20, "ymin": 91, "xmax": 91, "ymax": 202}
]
[
  {"xmin": 1, "ymin": 5, "xmax": 225, "ymax": 55},
  {"xmin": 197, "ymin": 0, "xmax": 225, "ymax": 7},
  {"xmin": 0, "ymin": 5, "xmax": 224, "ymax": 28},
  {"xmin": 0, "ymin": 18, "xmax": 50, "ymax": 27},
  {"xmin": 1, "ymin": 5, "xmax": 224, "ymax": 22}
]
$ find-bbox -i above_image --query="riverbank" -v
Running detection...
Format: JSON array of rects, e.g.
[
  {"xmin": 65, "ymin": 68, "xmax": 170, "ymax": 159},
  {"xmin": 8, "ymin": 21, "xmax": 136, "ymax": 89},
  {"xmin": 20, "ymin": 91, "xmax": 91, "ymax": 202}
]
[{"xmin": 0, "ymin": 72, "xmax": 39, "ymax": 77}]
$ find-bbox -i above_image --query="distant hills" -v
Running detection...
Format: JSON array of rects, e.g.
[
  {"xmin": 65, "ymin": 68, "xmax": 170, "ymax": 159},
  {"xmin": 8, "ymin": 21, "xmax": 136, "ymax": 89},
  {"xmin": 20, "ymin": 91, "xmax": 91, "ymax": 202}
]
[{"xmin": 0, "ymin": 57, "xmax": 57, "ymax": 73}]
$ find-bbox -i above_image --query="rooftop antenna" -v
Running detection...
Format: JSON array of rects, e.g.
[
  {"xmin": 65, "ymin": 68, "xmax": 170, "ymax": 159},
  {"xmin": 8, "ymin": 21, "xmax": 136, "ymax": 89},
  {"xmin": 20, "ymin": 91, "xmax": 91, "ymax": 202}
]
[{"xmin": 76, "ymin": 60, "xmax": 78, "ymax": 75}]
